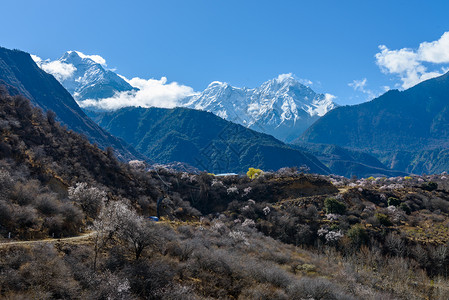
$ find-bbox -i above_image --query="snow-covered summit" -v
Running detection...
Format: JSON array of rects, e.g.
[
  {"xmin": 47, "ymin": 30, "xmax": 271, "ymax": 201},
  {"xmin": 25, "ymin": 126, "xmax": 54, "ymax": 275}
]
[
  {"xmin": 182, "ymin": 74, "xmax": 337, "ymax": 142},
  {"xmin": 58, "ymin": 51, "xmax": 135, "ymax": 101}
]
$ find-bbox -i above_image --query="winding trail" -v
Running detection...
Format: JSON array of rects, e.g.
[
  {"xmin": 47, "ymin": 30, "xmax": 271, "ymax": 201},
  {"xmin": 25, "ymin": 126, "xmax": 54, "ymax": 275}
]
[{"xmin": 0, "ymin": 231, "xmax": 96, "ymax": 247}]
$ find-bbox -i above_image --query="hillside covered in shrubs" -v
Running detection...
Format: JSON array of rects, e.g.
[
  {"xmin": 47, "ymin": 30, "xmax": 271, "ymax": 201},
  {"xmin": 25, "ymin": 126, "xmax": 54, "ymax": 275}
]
[{"xmin": 3, "ymin": 88, "xmax": 449, "ymax": 299}]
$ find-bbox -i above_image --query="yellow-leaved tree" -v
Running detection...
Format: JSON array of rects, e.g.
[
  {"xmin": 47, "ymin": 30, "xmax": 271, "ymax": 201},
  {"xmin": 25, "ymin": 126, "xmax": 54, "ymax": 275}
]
[{"xmin": 247, "ymin": 167, "xmax": 263, "ymax": 179}]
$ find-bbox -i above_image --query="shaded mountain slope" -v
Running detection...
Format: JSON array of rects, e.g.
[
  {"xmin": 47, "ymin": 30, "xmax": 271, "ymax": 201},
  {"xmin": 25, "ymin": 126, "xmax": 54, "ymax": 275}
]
[
  {"xmin": 291, "ymin": 143, "xmax": 408, "ymax": 178},
  {"xmin": 300, "ymin": 72, "xmax": 449, "ymax": 173},
  {"xmin": 0, "ymin": 86, "xmax": 154, "ymax": 196},
  {"xmin": 87, "ymin": 107, "xmax": 330, "ymax": 174},
  {"xmin": 0, "ymin": 47, "xmax": 141, "ymax": 161}
]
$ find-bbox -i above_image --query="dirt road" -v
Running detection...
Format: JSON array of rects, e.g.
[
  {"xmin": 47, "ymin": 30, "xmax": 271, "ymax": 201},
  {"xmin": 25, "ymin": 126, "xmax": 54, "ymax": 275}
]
[{"xmin": 0, "ymin": 231, "xmax": 96, "ymax": 247}]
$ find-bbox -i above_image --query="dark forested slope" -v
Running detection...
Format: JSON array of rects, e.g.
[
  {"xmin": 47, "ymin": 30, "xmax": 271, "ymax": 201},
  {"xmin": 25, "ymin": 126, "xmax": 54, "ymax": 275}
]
[
  {"xmin": 0, "ymin": 47, "xmax": 140, "ymax": 161},
  {"xmin": 87, "ymin": 107, "xmax": 330, "ymax": 174},
  {"xmin": 300, "ymin": 72, "xmax": 449, "ymax": 173}
]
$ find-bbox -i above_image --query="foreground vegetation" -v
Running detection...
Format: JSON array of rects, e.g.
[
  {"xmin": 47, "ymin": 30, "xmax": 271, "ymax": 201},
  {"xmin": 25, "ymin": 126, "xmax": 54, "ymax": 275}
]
[{"xmin": 2, "ymin": 88, "xmax": 449, "ymax": 299}]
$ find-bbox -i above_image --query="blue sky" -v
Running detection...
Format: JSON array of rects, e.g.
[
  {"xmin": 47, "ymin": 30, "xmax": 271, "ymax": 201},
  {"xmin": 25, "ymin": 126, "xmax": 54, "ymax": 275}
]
[{"xmin": 2, "ymin": 0, "xmax": 449, "ymax": 105}]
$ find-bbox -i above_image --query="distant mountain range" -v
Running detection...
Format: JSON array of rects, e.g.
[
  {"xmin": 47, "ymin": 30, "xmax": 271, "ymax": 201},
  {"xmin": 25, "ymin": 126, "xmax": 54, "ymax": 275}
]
[
  {"xmin": 300, "ymin": 71, "xmax": 449, "ymax": 174},
  {"xmin": 86, "ymin": 107, "xmax": 330, "ymax": 174},
  {"xmin": 44, "ymin": 51, "xmax": 337, "ymax": 142},
  {"xmin": 182, "ymin": 75, "xmax": 337, "ymax": 142},
  {"xmin": 0, "ymin": 47, "xmax": 141, "ymax": 161}
]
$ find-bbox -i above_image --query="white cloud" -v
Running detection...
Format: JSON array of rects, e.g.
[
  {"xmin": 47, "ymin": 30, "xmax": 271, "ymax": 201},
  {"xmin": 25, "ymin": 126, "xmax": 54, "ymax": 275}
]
[
  {"xmin": 375, "ymin": 31, "xmax": 449, "ymax": 89},
  {"xmin": 348, "ymin": 78, "xmax": 367, "ymax": 91},
  {"xmin": 275, "ymin": 73, "xmax": 313, "ymax": 86},
  {"xmin": 32, "ymin": 52, "xmax": 194, "ymax": 109},
  {"xmin": 73, "ymin": 51, "xmax": 107, "ymax": 66},
  {"xmin": 348, "ymin": 78, "xmax": 377, "ymax": 100},
  {"xmin": 298, "ymin": 78, "xmax": 313, "ymax": 86},
  {"xmin": 32, "ymin": 54, "xmax": 77, "ymax": 81},
  {"xmin": 30, "ymin": 54, "xmax": 42, "ymax": 64},
  {"xmin": 324, "ymin": 93, "xmax": 336, "ymax": 102},
  {"xmin": 418, "ymin": 32, "xmax": 449, "ymax": 63},
  {"xmin": 77, "ymin": 75, "xmax": 196, "ymax": 110},
  {"xmin": 276, "ymin": 73, "xmax": 293, "ymax": 82}
]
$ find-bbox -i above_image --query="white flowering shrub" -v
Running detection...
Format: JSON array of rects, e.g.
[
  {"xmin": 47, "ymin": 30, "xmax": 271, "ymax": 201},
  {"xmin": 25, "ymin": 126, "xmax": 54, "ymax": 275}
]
[
  {"xmin": 211, "ymin": 221, "xmax": 225, "ymax": 231},
  {"xmin": 227, "ymin": 186, "xmax": 239, "ymax": 194},
  {"xmin": 211, "ymin": 179, "xmax": 224, "ymax": 187},
  {"xmin": 380, "ymin": 184, "xmax": 404, "ymax": 190},
  {"xmin": 242, "ymin": 187, "xmax": 252, "ymax": 196},
  {"xmin": 211, "ymin": 220, "xmax": 227, "ymax": 235},
  {"xmin": 386, "ymin": 205, "xmax": 406, "ymax": 223},
  {"xmin": 128, "ymin": 160, "xmax": 146, "ymax": 171},
  {"xmin": 263, "ymin": 206, "xmax": 271, "ymax": 215},
  {"xmin": 68, "ymin": 182, "xmax": 107, "ymax": 218},
  {"xmin": 181, "ymin": 172, "xmax": 197, "ymax": 182},
  {"xmin": 317, "ymin": 228, "xmax": 328, "ymax": 237},
  {"xmin": 229, "ymin": 230, "xmax": 249, "ymax": 245},
  {"xmin": 326, "ymin": 213, "xmax": 340, "ymax": 221},
  {"xmin": 318, "ymin": 227, "xmax": 343, "ymax": 243},
  {"xmin": 242, "ymin": 218, "xmax": 256, "ymax": 227},
  {"xmin": 325, "ymin": 230, "xmax": 343, "ymax": 244}
]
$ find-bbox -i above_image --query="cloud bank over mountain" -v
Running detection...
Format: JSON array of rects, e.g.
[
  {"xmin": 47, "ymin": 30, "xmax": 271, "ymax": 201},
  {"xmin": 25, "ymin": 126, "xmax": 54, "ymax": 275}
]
[
  {"xmin": 33, "ymin": 51, "xmax": 196, "ymax": 109},
  {"xmin": 80, "ymin": 75, "xmax": 196, "ymax": 110},
  {"xmin": 31, "ymin": 54, "xmax": 77, "ymax": 81}
]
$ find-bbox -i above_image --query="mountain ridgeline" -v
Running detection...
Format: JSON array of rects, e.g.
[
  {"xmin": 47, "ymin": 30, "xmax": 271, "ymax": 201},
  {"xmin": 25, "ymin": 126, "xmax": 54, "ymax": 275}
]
[
  {"xmin": 300, "ymin": 71, "xmax": 449, "ymax": 174},
  {"xmin": 86, "ymin": 107, "xmax": 330, "ymax": 174},
  {"xmin": 45, "ymin": 52, "xmax": 337, "ymax": 143},
  {"xmin": 0, "ymin": 47, "xmax": 140, "ymax": 161}
]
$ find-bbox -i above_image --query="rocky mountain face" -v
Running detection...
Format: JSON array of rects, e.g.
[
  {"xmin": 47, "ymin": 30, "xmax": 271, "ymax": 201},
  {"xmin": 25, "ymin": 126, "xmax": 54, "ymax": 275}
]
[
  {"xmin": 300, "ymin": 72, "xmax": 449, "ymax": 174},
  {"xmin": 57, "ymin": 51, "xmax": 136, "ymax": 101},
  {"xmin": 182, "ymin": 74, "xmax": 337, "ymax": 142},
  {"xmin": 0, "ymin": 47, "xmax": 141, "ymax": 161},
  {"xmin": 86, "ymin": 107, "xmax": 330, "ymax": 174}
]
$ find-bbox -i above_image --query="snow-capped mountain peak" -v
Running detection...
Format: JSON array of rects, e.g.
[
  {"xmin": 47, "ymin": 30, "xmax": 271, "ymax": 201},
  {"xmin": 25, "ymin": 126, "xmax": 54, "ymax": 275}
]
[
  {"xmin": 182, "ymin": 74, "xmax": 337, "ymax": 142},
  {"xmin": 57, "ymin": 50, "xmax": 135, "ymax": 101},
  {"xmin": 61, "ymin": 51, "xmax": 107, "ymax": 66}
]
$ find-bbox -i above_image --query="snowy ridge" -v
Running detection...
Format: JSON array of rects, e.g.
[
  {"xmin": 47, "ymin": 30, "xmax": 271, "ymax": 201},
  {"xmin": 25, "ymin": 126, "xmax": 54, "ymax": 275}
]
[{"xmin": 182, "ymin": 74, "xmax": 337, "ymax": 142}]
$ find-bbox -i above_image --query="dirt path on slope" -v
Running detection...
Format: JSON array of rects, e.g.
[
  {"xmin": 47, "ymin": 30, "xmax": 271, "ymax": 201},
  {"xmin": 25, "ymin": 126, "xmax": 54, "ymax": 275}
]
[{"xmin": 0, "ymin": 231, "xmax": 96, "ymax": 247}]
